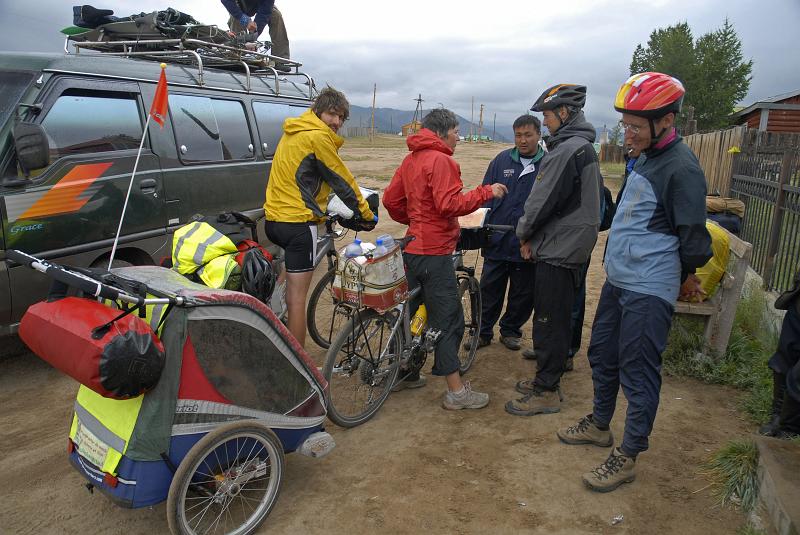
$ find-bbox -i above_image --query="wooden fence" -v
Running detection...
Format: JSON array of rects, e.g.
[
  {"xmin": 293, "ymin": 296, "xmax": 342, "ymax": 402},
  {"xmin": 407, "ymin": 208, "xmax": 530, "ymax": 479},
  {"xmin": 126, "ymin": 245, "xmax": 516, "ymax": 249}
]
[{"xmin": 683, "ymin": 126, "xmax": 746, "ymax": 196}]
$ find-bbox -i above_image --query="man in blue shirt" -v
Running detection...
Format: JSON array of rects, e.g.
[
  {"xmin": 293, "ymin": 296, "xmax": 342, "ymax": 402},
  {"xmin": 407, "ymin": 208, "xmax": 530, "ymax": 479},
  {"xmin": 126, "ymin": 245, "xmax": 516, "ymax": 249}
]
[
  {"xmin": 475, "ymin": 115, "xmax": 545, "ymax": 351},
  {"xmin": 221, "ymin": 0, "xmax": 290, "ymax": 65}
]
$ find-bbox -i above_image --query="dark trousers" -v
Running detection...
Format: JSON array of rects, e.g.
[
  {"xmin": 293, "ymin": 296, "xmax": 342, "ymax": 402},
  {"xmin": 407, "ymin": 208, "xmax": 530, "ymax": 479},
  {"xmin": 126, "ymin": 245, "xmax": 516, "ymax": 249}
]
[
  {"xmin": 589, "ymin": 282, "xmax": 673, "ymax": 456},
  {"xmin": 769, "ymin": 303, "xmax": 800, "ymax": 402},
  {"xmin": 569, "ymin": 259, "xmax": 591, "ymax": 356},
  {"xmin": 532, "ymin": 262, "xmax": 578, "ymax": 391},
  {"xmin": 478, "ymin": 258, "xmax": 536, "ymax": 340},
  {"xmin": 403, "ymin": 253, "xmax": 463, "ymax": 376}
]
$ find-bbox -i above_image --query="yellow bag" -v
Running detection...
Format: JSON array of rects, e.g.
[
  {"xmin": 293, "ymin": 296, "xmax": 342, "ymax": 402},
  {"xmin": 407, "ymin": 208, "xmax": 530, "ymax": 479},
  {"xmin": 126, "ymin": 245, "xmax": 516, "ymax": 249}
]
[{"xmin": 695, "ymin": 221, "xmax": 730, "ymax": 300}]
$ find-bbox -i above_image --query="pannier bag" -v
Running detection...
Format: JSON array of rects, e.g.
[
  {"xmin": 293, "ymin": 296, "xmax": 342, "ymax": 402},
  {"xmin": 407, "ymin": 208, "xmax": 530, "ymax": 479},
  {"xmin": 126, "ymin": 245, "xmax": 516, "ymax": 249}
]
[
  {"xmin": 19, "ymin": 297, "xmax": 165, "ymax": 399},
  {"xmin": 332, "ymin": 244, "xmax": 408, "ymax": 311}
]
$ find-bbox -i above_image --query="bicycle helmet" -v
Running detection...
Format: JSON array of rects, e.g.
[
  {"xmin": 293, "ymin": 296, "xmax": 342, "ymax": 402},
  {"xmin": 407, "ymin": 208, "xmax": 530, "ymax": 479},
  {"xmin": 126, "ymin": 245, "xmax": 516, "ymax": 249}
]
[
  {"xmin": 241, "ymin": 248, "xmax": 275, "ymax": 303},
  {"xmin": 531, "ymin": 84, "xmax": 587, "ymax": 112},
  {"xmin": 614, "ymin": 72, "xmax": 685, "ymax": 118}
]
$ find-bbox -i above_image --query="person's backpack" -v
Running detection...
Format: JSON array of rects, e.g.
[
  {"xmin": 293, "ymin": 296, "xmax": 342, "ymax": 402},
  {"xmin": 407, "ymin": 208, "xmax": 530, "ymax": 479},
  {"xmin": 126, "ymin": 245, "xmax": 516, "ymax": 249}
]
[{"xmin": 599, "ymin": 186, "xmax": 616, "ymax": 232}]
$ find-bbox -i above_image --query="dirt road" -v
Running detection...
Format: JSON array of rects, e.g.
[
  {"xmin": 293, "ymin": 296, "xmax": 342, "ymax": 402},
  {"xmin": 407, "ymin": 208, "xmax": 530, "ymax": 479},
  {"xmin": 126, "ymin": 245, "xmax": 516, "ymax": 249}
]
[{"xmin": 0, "ymin": 136, "xmax": 751, "ymax": 534}]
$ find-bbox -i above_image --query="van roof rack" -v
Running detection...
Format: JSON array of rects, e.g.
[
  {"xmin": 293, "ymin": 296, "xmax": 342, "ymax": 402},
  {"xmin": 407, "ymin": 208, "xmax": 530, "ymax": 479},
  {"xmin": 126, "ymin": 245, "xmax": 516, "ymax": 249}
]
[{"xmin": 66, "ymin": 36, "xmax": 316, "ymax": 99}]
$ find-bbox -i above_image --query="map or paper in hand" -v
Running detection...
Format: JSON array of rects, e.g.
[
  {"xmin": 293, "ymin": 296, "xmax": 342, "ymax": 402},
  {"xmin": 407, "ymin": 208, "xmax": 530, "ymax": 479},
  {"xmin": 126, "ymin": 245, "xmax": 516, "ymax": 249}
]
[{"xmin": 458, "ymin": 207, "xmax": 489, "ymax": 229}]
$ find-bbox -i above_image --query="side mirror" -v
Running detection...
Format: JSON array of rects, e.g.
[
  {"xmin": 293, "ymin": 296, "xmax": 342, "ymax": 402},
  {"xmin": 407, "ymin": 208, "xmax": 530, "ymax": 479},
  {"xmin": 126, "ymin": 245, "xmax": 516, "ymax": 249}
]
[{"xmin": 13, "ymin": 122, "xmax": 50, "ymax": 177}]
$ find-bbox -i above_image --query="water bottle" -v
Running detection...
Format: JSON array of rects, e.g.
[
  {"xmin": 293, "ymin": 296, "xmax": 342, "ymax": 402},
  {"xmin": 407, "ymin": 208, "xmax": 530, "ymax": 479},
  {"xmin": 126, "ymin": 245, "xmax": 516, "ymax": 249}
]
[
  {"xmin": 376, "ymin": 234, "xmax": 395, "ymax": 249},
  {"xmin": 410, "ymin": 304, "xmax": 427, "ymax": 336},
  {"xmin": 372, "ymin": 238, "xmax": 389, "ymax": 259},
  {"xmin": 344, "ymin": 238, "xmax": 363, "ymax": 258}
]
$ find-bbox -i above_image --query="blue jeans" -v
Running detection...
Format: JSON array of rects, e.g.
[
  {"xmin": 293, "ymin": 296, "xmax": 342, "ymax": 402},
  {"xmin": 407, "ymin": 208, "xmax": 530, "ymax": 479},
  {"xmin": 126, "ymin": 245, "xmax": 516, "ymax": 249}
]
[{"xmin": 589, "ymin": 282, "xmax": 674, "ymax": 455}]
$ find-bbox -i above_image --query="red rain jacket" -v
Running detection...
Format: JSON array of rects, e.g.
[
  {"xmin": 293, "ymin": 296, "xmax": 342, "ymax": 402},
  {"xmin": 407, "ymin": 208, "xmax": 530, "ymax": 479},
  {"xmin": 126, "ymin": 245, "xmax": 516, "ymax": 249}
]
[{"xmin": 383, "ymin": 128, "xmax": 493, "ymax": 255}]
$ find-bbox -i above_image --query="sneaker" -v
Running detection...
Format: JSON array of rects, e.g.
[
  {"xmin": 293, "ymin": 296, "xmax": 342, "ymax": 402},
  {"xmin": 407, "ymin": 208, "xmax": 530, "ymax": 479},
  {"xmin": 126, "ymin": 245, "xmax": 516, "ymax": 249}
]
[
  {"xmin": 564, "ymin": 356, "xmax": 574, "ymax": 372},
  {"xmin": 391, "ymin": 373, "xmax": 427, "ymax": 392},
  {"xmin": 557, "ymin": 415, "xmax": 613, "ymax": 447},
  {"xmin": 464, "ymin": 336, "xmax": 491, "ymax": 350},
  {"xmin": 499, "ymin": 336, "xmax": 521, "ymax": 351},
  {"xmin": 442, "ymin": 381, "xmax": 489, "ymax": 410},
  {"xmin": 582, "ymin": 447, "xmax": 636, "ymax": 492},
  {"xmin": 522, "ymin": 347, "xmax": 537, "ymax": 360},
  {"xmin": 504, "ymin": 388, "xmax": 560, "ymax": 416}
]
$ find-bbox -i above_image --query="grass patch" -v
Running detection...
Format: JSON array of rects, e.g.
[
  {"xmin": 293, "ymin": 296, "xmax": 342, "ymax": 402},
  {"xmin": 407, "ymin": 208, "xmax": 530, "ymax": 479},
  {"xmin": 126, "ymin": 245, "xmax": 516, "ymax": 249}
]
[
  {"xmin": 663, "ymin": 282, "xmax": 777, "ymax": 423},
  {"xmin": 702, "ymin": 439, "xmax": 760, "ymax": 512},
  {"xmin": 600, "ymin": 162, "xmax": 626, "ymax": 179},
  {"xmin": 736, "ymin": 522, "xmax": 766, "ymax": 535}
]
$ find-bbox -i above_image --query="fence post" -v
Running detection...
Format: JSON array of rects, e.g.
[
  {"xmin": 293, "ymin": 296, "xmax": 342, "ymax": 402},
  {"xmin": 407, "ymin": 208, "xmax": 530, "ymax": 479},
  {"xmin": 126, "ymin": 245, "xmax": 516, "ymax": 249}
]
[{"xmin": 762, "ymin": 150, "xmax": 793, "ymax": 289}]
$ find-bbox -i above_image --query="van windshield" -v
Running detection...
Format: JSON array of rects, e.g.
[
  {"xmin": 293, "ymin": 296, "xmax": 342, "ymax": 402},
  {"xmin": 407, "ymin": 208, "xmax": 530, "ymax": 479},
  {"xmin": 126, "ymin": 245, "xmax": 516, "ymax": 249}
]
[{"xmin": 0, "ymin": 71, "xmax": 35, "ymax": 128}]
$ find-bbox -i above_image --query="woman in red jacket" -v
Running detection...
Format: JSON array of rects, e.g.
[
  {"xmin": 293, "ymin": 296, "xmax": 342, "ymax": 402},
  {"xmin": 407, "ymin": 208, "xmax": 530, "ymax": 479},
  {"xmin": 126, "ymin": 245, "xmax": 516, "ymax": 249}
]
[{"xmin": 383, "ymin": 109, "xmax": 507, "ymax": 410}]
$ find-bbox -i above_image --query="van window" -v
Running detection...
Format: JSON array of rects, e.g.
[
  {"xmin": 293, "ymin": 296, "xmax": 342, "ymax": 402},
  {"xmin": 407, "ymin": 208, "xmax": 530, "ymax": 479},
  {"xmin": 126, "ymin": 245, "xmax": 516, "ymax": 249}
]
[
  {"xmin": 169, "ymin": 95, "xmax": 252, "ymax": 162},
  {"xmin": 252, "ymin": 102, "xmax": 305, "ymax": 157},
  {"xmin": 41, "ymin": 90, "xmax": 142, "ymax": 159}
]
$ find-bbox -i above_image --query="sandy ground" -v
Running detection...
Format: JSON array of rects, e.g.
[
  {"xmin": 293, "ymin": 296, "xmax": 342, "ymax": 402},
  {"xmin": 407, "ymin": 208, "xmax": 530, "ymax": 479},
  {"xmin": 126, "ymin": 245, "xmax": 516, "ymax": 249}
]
[{"xmin": 0, "ymin": 136, "xmax": 754, "ymax": 534}]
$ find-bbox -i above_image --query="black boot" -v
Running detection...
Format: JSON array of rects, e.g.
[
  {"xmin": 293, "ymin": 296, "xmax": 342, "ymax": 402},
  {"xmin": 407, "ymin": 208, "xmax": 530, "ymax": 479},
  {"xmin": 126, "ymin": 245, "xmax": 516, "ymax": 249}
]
[
  {"xmin": 759, "ymin": 372, "xmax": 786, "ymax": 436},
  {"xmin": 775, "ymin": 392, "xmax": 800, "ymax": 440}
]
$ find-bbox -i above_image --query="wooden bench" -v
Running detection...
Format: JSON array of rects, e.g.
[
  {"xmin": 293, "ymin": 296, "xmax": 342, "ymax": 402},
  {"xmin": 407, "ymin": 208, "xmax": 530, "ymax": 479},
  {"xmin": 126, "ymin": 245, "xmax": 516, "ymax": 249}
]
[{"xmin": 674, "ymin": 220, "xmax": 753, "ymax": 358}]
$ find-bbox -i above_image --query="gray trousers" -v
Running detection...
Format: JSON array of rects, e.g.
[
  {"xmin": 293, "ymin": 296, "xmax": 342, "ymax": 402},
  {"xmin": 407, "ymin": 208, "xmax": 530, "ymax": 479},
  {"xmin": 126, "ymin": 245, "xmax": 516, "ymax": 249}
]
[{"xmin": 228, "ymin": 5, "xmax": 290, "ymax": 60}]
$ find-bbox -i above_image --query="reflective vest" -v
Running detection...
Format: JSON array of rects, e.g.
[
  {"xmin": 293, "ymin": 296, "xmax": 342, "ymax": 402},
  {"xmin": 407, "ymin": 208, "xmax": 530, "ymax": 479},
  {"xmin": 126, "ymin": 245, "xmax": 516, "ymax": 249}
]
[
  {"xmin": 69, "ymin": 386, "xmax": 143, "ymax": 475},
  {"xmin": 171, "ymin": 221, "xmax": 238, "ymax": 288}
]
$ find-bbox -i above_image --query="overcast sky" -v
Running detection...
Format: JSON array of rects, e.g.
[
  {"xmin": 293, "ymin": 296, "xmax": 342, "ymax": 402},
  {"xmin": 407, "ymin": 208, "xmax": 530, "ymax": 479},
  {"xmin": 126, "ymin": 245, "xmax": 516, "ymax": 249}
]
[{"xmin": 1, "ymin": 0, "xmax": 798, "ymax": 131}]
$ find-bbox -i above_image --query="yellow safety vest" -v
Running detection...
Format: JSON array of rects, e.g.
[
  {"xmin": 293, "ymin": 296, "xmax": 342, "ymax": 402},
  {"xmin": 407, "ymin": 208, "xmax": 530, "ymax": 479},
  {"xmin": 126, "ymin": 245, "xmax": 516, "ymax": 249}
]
[{"xmin": 171, "ymin": 221, "xmax": 238, "ymax": 288}]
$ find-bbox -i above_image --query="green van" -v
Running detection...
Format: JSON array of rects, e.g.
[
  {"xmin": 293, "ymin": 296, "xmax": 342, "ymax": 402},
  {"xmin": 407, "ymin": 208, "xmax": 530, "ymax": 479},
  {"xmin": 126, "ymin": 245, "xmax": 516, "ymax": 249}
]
[{"xmin": 0, "ymin": 50, "xmax": 314, "ymax": 335}]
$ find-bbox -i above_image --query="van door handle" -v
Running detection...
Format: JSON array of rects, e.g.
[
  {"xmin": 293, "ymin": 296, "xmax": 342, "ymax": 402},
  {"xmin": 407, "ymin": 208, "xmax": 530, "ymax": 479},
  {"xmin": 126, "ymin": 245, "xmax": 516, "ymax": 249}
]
[{"xmin": 139, "ymin": 178, "xmax": 157, "ymax": 194}]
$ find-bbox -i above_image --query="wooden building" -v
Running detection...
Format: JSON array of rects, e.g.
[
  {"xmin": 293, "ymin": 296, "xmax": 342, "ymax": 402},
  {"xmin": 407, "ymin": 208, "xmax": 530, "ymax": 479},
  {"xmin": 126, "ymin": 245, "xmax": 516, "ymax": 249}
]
[
  {"xmin": 401, "ymin": 120, "xmax": 422, "ymax": 137},
  {"xmin": 731, "ymin": 89, "xmax": 800, "ymax": 133}
]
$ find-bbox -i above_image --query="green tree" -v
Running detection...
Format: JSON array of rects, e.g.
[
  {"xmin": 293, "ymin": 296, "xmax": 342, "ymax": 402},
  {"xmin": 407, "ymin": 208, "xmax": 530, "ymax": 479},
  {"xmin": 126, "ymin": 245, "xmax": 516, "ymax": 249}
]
[{"xmin": 629, "ymin": 19, "xmax": 752, "ymax": 131}]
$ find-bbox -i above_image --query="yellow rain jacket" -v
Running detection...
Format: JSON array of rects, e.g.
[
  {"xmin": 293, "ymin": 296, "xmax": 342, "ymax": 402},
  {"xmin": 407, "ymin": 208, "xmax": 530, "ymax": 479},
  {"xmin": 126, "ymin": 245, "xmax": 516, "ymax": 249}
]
[{"xmin": 264, "ymin": 109, "xmax": 375, "ymax": 223}]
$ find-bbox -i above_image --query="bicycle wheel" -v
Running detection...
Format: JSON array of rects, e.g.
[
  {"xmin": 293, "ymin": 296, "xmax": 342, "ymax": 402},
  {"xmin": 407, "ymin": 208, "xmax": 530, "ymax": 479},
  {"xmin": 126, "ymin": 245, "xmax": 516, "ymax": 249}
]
[
  {"xmin": 307, "ymin": 268, "xmax": 350, "ymax": 349},
  {"xmin": 323, "ymin": 309, "xmax": 402, "ymax": 428},
  {"xmin": 167, "ymin": 422, "xmax": 284, "ymax": 535},
  {"xmin": 457, "ymin": 276, "xmax": 482, "ymax": 374}
]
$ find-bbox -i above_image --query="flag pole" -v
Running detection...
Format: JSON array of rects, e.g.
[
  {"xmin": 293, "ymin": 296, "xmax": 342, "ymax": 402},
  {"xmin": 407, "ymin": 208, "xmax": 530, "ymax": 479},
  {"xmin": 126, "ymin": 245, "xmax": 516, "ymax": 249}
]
[
  {"xmin": 108, "ymin": 63, "xmax": 168, "ymax": 270},
  {"xmin": 108, "ymin": 113, "xmax": 152, "ymax": 270}
]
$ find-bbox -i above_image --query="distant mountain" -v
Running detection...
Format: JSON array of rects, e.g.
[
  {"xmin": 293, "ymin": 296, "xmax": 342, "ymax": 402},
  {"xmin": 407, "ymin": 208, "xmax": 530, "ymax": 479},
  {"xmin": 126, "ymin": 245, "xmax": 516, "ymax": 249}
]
[{"xmin": 349, "ymin": 105, "xmax": 513, "ymax": 142}]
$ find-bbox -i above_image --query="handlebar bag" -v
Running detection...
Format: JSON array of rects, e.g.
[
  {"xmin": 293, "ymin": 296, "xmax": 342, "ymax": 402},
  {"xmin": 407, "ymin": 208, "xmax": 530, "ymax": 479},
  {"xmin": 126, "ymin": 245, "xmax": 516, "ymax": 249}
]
[{"xmin": 19, "ymin": 297, "xmax": 165, "ymax": 399}]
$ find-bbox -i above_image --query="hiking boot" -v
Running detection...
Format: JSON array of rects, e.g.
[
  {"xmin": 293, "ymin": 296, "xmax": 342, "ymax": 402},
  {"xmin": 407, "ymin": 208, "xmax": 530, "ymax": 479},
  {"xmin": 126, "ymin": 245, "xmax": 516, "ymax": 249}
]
[
  {"xmin": 464, "ymin": 335, "xmax": 490, "ymax": 350},
  {"xmin": 504, "ymin": 388, "xmax": 560, "ymax": 416},
  {"xmin": 582, "ymin": 447, "xmax": 636, "ymax": 492},
  {"xmin": 499, "ymin": 335, "xmax": 521, "ymax": 351},
  {"xmin": 515, "ymin": 378, "xmax": 535, "ymax": 395},
  {"xmin": 391, "ymin": 373, "xmax": 427, "ymax": 392},
  {"xmin": 522, "ymin": 347, "xmax": 537, "ymax": 360},
  {"xmin": 564, "ymin": 356, "xmax": 574, "ymax": 372},
  {"xmin": 442, "ymin": 381, "xmax": 489, "ymax": 410},
  {"xmin": 557, "ymin": 415, "xmax": 614, "ymax": 447}
]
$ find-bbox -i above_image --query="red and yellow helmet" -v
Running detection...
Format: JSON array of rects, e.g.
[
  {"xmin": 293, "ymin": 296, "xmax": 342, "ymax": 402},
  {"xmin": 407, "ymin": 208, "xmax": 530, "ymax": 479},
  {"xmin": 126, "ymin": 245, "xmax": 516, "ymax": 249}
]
[{"xmin": 614, "ymin": 72, "xmax": 685, "ymax": 118}]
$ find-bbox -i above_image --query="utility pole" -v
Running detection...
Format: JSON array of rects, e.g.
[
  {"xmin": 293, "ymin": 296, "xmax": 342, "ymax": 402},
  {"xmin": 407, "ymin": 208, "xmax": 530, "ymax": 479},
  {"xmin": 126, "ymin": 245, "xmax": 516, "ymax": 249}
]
[
  {"xmin": 492, "ymin": 113, "xmax": 496, "ymax": 143},
  {"xmin": 478, "ymin": 104, "xmax": 484, "ymax": 140},
  {"xmin": 370, "ymin": 83, "xmax": 376, "ymax": 143},
  {"xmin": 470, "ymin": 97, "xmax": 474, "ymax": 142}
]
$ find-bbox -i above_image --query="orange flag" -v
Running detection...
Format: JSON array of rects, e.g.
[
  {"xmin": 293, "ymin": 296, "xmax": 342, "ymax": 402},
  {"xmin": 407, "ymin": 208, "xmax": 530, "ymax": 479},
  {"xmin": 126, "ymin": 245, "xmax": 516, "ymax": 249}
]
[{"xmin": 149, "ymin": 64, "xmax": 169, "ymax": 128}]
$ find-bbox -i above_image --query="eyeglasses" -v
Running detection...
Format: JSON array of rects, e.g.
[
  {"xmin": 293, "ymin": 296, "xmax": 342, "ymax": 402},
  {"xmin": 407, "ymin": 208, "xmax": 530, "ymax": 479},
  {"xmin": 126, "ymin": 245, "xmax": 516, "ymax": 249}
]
[{"xmin": 618, "ymin": 120, "xmax": 643, "ymax": 135}]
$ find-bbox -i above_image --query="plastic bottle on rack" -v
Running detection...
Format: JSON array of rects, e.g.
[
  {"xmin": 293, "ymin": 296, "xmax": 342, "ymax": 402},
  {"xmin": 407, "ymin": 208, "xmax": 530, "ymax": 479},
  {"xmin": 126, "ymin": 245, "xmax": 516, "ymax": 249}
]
[
  {"xmin": 376, "ymin": 234, "xmax": 395, "ymax": 249},
  {"xmin": 410, "ymin": 304, "xmax": 427, "ymax": 336},
  {"xmin": 344, "ymin": 238, "xmax": 363, "ymax": 258},
  {"xmin": 372, "ymin": 238, "xmax": 389, "ymax": 259}
]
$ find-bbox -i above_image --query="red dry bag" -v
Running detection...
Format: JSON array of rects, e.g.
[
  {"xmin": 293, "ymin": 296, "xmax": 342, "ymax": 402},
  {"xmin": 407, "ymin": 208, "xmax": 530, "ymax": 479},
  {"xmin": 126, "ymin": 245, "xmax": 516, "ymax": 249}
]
[{"xmin": 19, "ymin": 297, "xmax": 165, "ymax": 399}]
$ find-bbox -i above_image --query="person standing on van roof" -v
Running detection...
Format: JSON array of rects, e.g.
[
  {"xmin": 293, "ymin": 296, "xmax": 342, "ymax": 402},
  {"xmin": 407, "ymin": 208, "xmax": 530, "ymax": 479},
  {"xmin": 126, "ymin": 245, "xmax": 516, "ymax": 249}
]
[
  {"xmin": 383, "ymin": 108, "xmax": 508, "ymax": 410},
  {"xmin": 506, "ymin": 84, "xmax": 603, "ymax": 418},
  {"xmin": 264, "ymin": 86, "xmax": 376, "ymax": 348},
  {"xmin": 221, "ymin": 0, "xmax": 290, "ymax": 63},
  {"xmin": 474, "ymin": 114, "xmax": 545, "ymax": 352}
]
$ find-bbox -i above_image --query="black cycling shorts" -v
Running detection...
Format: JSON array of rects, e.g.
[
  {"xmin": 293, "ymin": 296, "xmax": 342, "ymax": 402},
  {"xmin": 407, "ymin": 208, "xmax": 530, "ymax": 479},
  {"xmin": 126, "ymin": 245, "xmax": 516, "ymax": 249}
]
[{"xmin": 265, "ymin": 221, "xmax": 318, "ymax": 273}]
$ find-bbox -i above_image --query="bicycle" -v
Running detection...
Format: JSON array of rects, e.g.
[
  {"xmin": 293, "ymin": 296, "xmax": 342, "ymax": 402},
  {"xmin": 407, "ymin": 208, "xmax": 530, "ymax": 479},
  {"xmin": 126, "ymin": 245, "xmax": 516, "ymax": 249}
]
[{"xmin": 322, "ymin": 224, "xmax": 513, "ymax": 428}]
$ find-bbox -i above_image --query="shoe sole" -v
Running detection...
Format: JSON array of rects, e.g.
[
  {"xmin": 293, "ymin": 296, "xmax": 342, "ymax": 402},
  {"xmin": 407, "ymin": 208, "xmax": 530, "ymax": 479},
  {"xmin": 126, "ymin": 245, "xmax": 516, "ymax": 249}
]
[
  {"xmin": 582, "ymin": 474, "xmax": 636, "ymax": 493},
  {"xmin": 521, "ymin": 352, "xmax": 537, "ymax": 360},
  {"xmin": 442, "ymin": 399, "xmax": 490, "ymax": 410},
  {"xmin": 503, "ymin": 400, "xmax": 560, "ymax": 416},
  {"xmin": 391, "ymin": 380, "xmax": 427, "ymax": 392},
  {"xmin": 556, "ymin": 432, "xmax": 613, "ymax": 447}
]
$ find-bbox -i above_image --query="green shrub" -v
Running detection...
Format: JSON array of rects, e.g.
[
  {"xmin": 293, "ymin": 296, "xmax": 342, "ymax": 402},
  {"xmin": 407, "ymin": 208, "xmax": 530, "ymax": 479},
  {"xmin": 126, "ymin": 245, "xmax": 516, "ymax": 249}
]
[{"xmin": 703, "ymin": 439, "xmax": 760, "ymax": 512}]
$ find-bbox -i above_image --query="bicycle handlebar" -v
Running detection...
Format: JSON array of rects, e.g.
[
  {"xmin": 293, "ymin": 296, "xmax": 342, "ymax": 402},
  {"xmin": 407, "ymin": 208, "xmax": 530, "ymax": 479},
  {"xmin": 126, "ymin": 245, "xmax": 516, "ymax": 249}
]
[{"xmin": 483, "ymin": 224, "xmax": 515, "ymax": 232}]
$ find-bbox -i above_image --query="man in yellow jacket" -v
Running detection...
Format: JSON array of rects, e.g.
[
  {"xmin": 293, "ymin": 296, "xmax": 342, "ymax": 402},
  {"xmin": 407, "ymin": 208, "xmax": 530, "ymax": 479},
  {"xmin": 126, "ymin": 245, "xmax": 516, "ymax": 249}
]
[{"xmin": 265, "ymin": 86, "xmax": 376, "ymax": 347}]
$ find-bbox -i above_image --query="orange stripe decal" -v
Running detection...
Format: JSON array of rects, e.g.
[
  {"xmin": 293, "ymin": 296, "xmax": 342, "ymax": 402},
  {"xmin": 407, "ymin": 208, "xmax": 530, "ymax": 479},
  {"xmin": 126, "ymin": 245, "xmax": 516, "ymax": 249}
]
[{"xmin": 19, "ymin": 162, "xmax": 114, "ymax": 219}]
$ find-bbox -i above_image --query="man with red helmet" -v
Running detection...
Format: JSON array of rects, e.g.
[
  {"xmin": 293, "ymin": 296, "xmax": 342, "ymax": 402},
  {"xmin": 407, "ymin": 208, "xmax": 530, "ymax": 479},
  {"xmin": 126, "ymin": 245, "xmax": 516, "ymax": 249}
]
[
  {"xmin": 557, "ymin": 72, "xmax": 712, "ymax": 492},
  {"xmin": 505, "ymin": 83, "xmax": 603, "ymax": 416}
]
